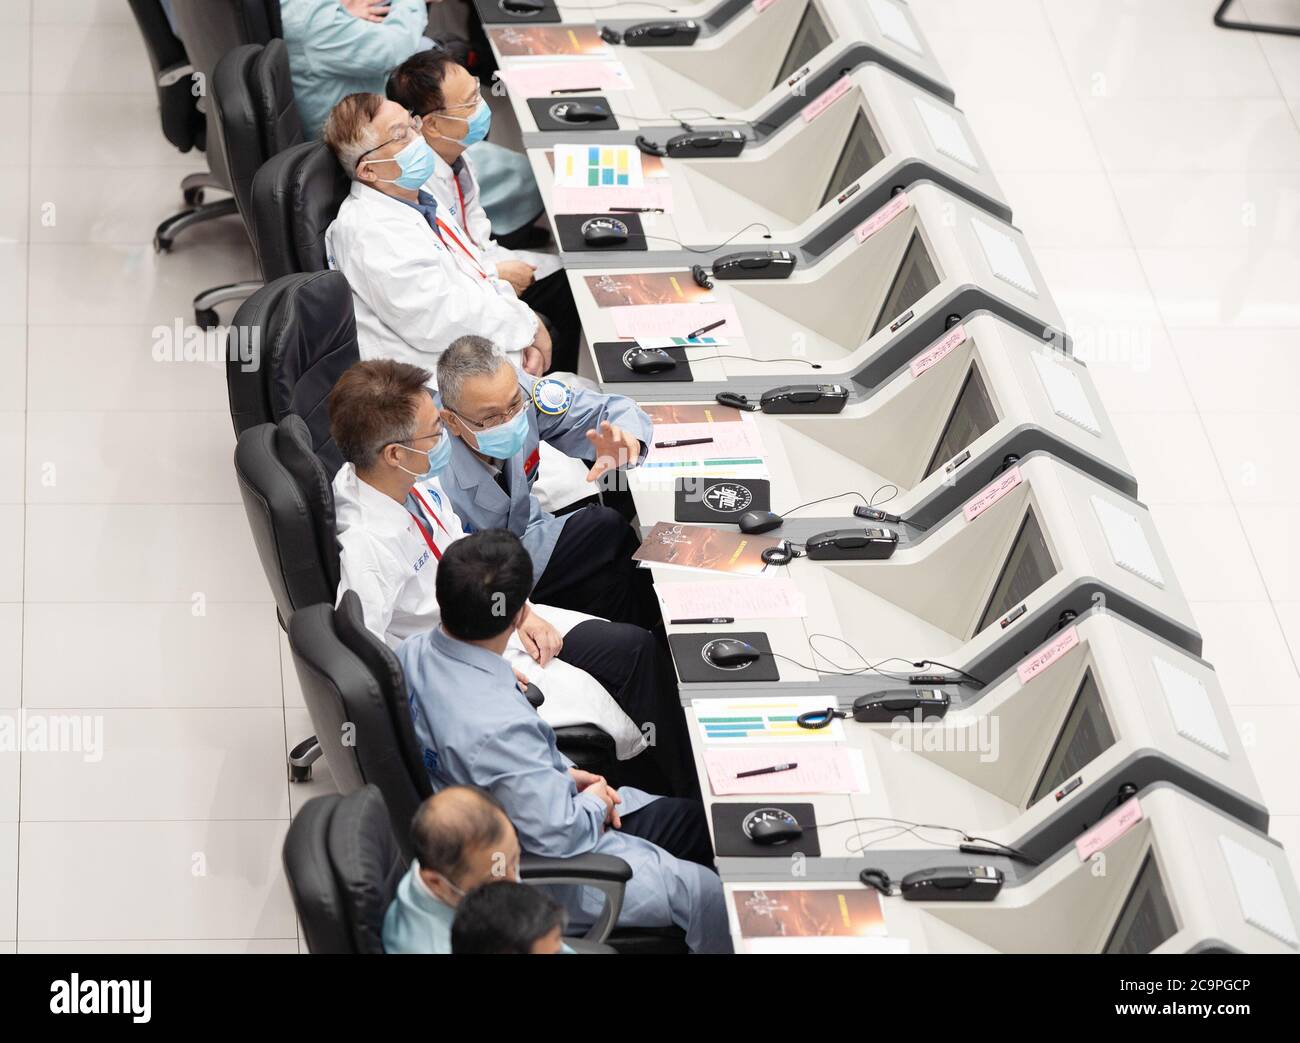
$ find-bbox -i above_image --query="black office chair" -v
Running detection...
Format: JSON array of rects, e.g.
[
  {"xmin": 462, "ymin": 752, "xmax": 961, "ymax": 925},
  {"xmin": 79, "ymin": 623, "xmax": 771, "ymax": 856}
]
[
  {"xmin": 205, "ymin": 39, "xmax": 305, "ymax": 328},
  {"xmin": 284, "ymin": 786, "xmax": 625, "ymax": 953},
  {"xmin": 126, "ymin": 0, "xmax": 235, "ymax": 246},
  {"xmin": 288, "ymin": 604, "xmax": 678, "ymax": 952},
  {"xmin": 226, "ymin": 270, "xmax": 356, "ymax": 474},
  {"xmin": 166, "ymin": 0, "xmax": 284, "ymax": 325},
  {"xmin": 250, "ymin": 141, "xmax": 350, "ymax": 282}
]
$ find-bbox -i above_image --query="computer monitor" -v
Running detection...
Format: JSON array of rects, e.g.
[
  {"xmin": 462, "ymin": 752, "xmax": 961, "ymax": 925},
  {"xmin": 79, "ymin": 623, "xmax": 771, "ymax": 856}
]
[
  {"xmin": 974, "ymin": 508, "xmax": 1057, "ymax": 635},
  {"xmin": 1103, "ymin": 853, "xmax": 1179, "ymax": 954},
  {"xmin": 773, "ymin": 2, "xmax": 833, "ymax": 87},
  {"xmin": 1028, "ymin": 670, "xmax": 1117, "ymax": 807},
  {"xmin": 869, "ymin": 231, "xmax": 940, "ymax": 337},
  {"xmin": 923, "ymin": 365, "xmax": 997, "ymax": 479},
  {"xmin": 819, "ymin": 110, "xmax": 887, "ymax": 209}
]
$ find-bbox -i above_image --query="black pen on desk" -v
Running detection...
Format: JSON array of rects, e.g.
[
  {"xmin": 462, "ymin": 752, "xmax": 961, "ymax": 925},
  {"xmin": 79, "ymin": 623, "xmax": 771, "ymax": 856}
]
[
  {"xmin": 655, "ymin": 437, "xmax": 714, "ymax": 449},
  {"xmin": 609, "ymin": 206, "xmax": 665, "ymax": 214},
  {"xmin": 736, "ymin": 762, "xmax": 798, "ymax": 779},
  {"xmin": 550, "ymin": 87, "xmax": 600, "ymax": 94},
  {"xmin": 669, "ymin": 616, "xmax": 734, "ymax": 625},
  {"xmin": 686, "ymin": 317, "xmax": 727, "ymax": 341}
]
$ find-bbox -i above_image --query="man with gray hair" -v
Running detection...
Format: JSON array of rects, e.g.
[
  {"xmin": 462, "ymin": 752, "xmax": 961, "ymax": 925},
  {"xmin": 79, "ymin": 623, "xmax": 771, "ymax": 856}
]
[
  {"xmin": 321, "ymin": 92, "xmax": 556, "ymax": 379},
  {"xmin": 436, "ymin": 336, "xmax": 660, "ymax": 630}
]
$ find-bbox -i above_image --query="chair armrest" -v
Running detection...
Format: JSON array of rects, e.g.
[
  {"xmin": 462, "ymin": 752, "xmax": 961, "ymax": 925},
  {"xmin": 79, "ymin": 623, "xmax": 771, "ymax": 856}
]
[
  {"xmin": 158, "ymin": 61, "xmax": 194, "ymax": 89},
  {"xmin": 520, "ymin": 853, "xmax": 631, "ymax": 944}
]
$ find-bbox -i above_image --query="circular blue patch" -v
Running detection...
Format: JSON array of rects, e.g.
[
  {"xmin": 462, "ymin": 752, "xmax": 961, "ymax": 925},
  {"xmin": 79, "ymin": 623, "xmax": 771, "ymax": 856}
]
[{"xmin": 532, "ymin": 378, "xmax": 573, "ymax": 416}]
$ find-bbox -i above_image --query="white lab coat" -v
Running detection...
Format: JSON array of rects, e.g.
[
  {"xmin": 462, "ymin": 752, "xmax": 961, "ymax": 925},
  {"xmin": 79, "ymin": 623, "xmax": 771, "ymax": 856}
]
[
  {"xmin": 324, "ymin": 180, "xmax": 540, "ymax": 372},
  {"xmin": 423, "ymin": 149, "xmax": 562, "ymax": 282},
  {"xmin": 331, "ymin": 463, "xmax": 646, "ymax": 758}
]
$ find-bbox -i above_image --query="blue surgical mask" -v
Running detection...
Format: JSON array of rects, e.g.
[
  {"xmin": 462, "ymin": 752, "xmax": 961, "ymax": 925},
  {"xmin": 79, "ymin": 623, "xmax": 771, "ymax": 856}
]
[
  {"xmin": 460, "ymin": 99, "xmax": 492, "ymax": 146},
  {"xmin": 472, "ymin": 406, "xmax": 529, "ymax": 459},
  {"xmin": 365, "ymin": 134, "xmax": 436, "ymax": 190},
  {"xmin": 395, "ymin": 433, "xmax": 451, "ymax": 481}
]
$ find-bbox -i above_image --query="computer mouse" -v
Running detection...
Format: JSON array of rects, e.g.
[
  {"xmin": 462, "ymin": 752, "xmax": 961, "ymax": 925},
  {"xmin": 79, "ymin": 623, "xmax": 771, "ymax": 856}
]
[
  {"xmin": 501, "ymin": 0, "xmax": 545, "ymax": 14},
  {"xmin": 703, "ymin": 638, "xmax": 761, "ymax": 669},
  {"xmin": 624, "ymin": 347, "xmax": 677, "ymax": 375},
  {"xmin": 743, "ymin": 807, "xmax": 804, "ymax": 846},
  {"xmin": 554, "ymin": 102, "xmax": 609, "ymax": 124},
  {"xmin": 523, "ymin": 682, "xmax": 545, "ymax": 709},
  {"xmin": 580, "ymin": 217, "xmax": 629, "ymax": 247},
  {"xmin": 738, "ymin": 509, "xmax": 783, "ymax": 534}
]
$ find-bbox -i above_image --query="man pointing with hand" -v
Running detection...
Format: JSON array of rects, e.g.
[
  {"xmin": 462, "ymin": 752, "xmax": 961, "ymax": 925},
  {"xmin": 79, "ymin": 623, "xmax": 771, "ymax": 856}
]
[{"xmin": 436, "ymin": 335, "xmax": 659, "ymax": 628}]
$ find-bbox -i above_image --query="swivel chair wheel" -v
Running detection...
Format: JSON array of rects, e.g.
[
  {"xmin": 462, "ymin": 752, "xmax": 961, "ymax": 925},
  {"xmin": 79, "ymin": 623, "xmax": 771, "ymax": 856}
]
[
  {"xmin": 183, "ymin": 186, "xmax": 205, "ymax": 207},
  {"xmin": 154, "ymin": 233, "xmax": 172, "ymax": 254},
  {"xmin": 289, "ymin": 761, "xmax": 313, "ymax": 783},
  {"xmin": 195, "ymin": 307, "xmax": 219, "ymax": 330}
]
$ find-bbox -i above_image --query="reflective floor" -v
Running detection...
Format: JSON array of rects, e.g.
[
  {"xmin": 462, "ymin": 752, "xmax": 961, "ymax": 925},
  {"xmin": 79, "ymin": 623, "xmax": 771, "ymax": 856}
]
[{"xmin": 1, "ymin": 0, "xmax": 1299, "ymax": 951}]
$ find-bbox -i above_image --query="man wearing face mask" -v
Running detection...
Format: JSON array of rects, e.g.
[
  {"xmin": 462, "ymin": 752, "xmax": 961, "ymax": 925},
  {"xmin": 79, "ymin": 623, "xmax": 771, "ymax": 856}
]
[
  {"xmin": 323, "ymin": 93, "xmax": 555, "ymax": 377},
  {"xmin": 385, "ymin": 50, "xmax": 582, "ymax": 373},
  {"xmin": 436, "ymin": 336, "xmax": 661, "ymax": 631},
  {"xmin": 330, "ymin": 359, "xmax": 700, "ymax": 795}
]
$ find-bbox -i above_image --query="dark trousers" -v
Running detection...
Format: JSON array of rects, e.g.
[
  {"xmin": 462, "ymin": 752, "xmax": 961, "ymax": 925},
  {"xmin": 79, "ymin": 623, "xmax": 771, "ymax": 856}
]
[
  {"xmin": 558, "ymin": 619, "xmax": 699, "ymax": 800},
  {"xmin": 522, "ymin": 269, "xmax": 582, "ymax": 375},
  {"xmin": 619, "ymin": 797, "xmax": 717, "ymax": 871},
  {"xmin": 532, "ymin": 505, "xmax": 660, "ymax": 630}
]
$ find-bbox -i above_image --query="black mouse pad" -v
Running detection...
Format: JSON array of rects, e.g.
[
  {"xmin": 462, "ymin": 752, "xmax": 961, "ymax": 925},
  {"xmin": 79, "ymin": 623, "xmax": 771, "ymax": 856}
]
[
  {"xmin": 556, "ymin": 213, "xmax": 648, "ymax": 253},
  {"xmin": 473, "ymin": 0, "xmax": 560, "ymax": 25},
  {"xmin": 527, "ymin": 96, "xmax": 618, "ymax": 132},
  {"xmin": 593, "ymin": 342, "xmax": 693, "ymax": 384},
  {"xmin": 675, "ymin": 478, "xmax": 771, "ymax": 523},
  {"xmin": 669, "ymin": 631, "xmax": 779, "ymax": 684},
  {"xmin": 710, "ymin": 802, "xmax": 820, "ymax": 858}
]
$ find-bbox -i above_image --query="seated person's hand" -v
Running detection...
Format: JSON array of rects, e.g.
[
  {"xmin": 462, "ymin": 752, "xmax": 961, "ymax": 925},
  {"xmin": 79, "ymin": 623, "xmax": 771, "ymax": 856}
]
[
  {"xmin": 578, "ymin": 777, "xmax": 622, "ymax": 829},
  {"xmin": 496, "ymin": 260, "xmax": 537, "ymax": 297},
  {"xmin": 341, "ymin": 0, "xmax": 390, "ymax": 22},
  {"xmin": 521, "ymin": 315, "xmax": 553, "ymax": 376},
  {"xmin": 584, "ymin": 420, "xmax": 642, "ymax": 481},
  {"xmin": 516, "ymin": 603, "xmax": 562, "ymax": 666}
]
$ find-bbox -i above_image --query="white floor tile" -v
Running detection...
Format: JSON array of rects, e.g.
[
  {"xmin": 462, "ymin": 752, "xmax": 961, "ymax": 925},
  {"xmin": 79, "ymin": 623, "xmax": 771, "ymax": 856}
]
[
  {"xmin": 25, "ymin": 411, "xmax": 239, "ymax": 504},
  {"xmin": 24, "ymin": 504, "xmax": 269, "ymax": 603},
  {"xmin": 0, "ymin": 411, "xmax": 22, "ymax": 504},
  {"xmin": 0, "ymin": 165, "xmax": 28, "ymax": 244},
  {"xmin": 26, "ymin": 325, "xmax": 231, "ymax": 414},
  {"xmin": 27, "ymin": 242, "xmax": 256, "ymax": 328},
  {"xmin": 0, "ymin": 327, "xmax": 23, "ymax": 412},
  {"xmin": 0, "ymin": 824, "xmax": 15, "ymax": 943},
  {"xmin": 31, "ymin": 22, "xmax": 152, "ymax": 95},
  {"xmin": 1109, "ymin": 412, "xmax": 1229, "ymax": 504},
  {"xmin": 17, "ymin": 819, "xmax": 295, "ymax": 941},
  {"xmin": 0, "ymin": 96, "xmax": 28, "ymax": 166},
  {"xmin": 1230, "ymin": 704, "xmax": 1300, "ymax": 815},
  {"xmin": 29, "ymin": 165, "xmax": 245, "ymax": 247},
  {"xmin": 1201, "ymin": 412, "xmax": 1300, "ymax": 505},
  {"xmin": 16, "ymin": 939, "xmax": 299, "ymax": 953},
  {"xmin": 0, "ymin": 244, "xmax": 28, "ymax": 326},
  {"xmin": 31, "ymin": 93, "xmax": 211, "ymax": 170},
  {"xmin": 1043, "ymin": 0, "xmax": 1280, "ymax": 100},
  {"xmin": 1173, "ymin": 328, "xmax": 1300, "ymax": 413},
  {"xmin": 1237, "ymin": 504, "xmax": 1300, "ymax": 601},
  {"xmin": 994, "ymin": 171, "xmax": 1131, "ymax": 248},
  {"xmin": 1081, "ymin": 97, "xmax": 1300, "ymax": 172},
  {"xmin": 0, "ymin": 29, "xmax": 29, "ymax": 95},
  {"xmin": 1191, "ymin": 601, "xmax": 1300, "ymax": 706},
  {"xmin": 922, "ymin": 25, "xmax": 1077, "ymax": 104},
  {"xmin": 0, "ymin": 0, "xmax": 29, "ymax": 25},
  {"xmin": 0, "ymin": 749, "xmax": 16, "ymax": 822},
  {"xmin": 32, "ymin": 0, "xmax": 128, "ymax": 24},
  {"xmin": 1109, "ymin": 170, "xmax": 1300, "ymax": 248},
  {"xmin": 0, "ymin": 604, "xmax": 19, "ymax": 710},
  {"xmin": 1266, "ymin": 816, "xmax": 1300, "ymax": 898},
  {"xmin": 960, "ymin": 97, "xmax": 1104, "ymax": 172},
  {"xmin": 1275, "ymin": 602, "xmax": 1300, "ymax": 665},
  {"xmin": 1139, "ymin": 245, "xmax": 1300, "ymax": 327},
  {"xmin": 1148, "ymin": 503, "xmax": 1269, "ymax": 602},
  {"xmin": 20, "ymin": 708, "xmax": 290, "ymax": 822},
  {"xmin": 23, "ymin": 602, "xmax": 282, "ymax": 710},
  {"xmin": 1242, "ymin": 0, "xmax": 1300, "ymax": 100},
  {"xmin": 0, "ymin": 506, "xmax": 22, "ymax": 603}
]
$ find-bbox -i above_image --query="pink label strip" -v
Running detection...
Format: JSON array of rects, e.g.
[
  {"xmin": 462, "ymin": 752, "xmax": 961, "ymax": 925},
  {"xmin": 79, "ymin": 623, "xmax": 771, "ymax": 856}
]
[
  {"xmin": 802, "ymin": 76, "xmax": 852, "ymax": 122},
  {"xmin": 1016, "ymin": 626, "xmax": 1080, "ymax": 685},
  {"xmin": 909, "ymin": 323, "xmax": 967, "ymax": 378},
  {"xmin": 1076, "ymin": 798, "xmax": 1143, "ymax": 861},
  {"xmin": 753, "ymin": 0, "xmax": 781, "ymax": 11},
  {"xmin": 855, "ymin": 191, "xmax": 911, "ymax": 244},
  {"xmin": 962, "ymin": 465, "xmax": 1022, "ymax": 522}
]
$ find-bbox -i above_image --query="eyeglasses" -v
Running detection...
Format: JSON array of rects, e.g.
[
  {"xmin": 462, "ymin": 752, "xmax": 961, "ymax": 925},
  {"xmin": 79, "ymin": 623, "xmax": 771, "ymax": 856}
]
[
  {"xmin": 389, "ymin": 426, "xmax": 444, "ymax": 452},
  {"xmin": 355, "ymin": 112, "xmax": 423, "ymax": 171},
  {"xmin": 451, "ymin": 387, "xmax": 527, "ymax": 431},
  {"xmin": 430, "ymin": 85, "xmax": 483, "ymax": 118}
]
